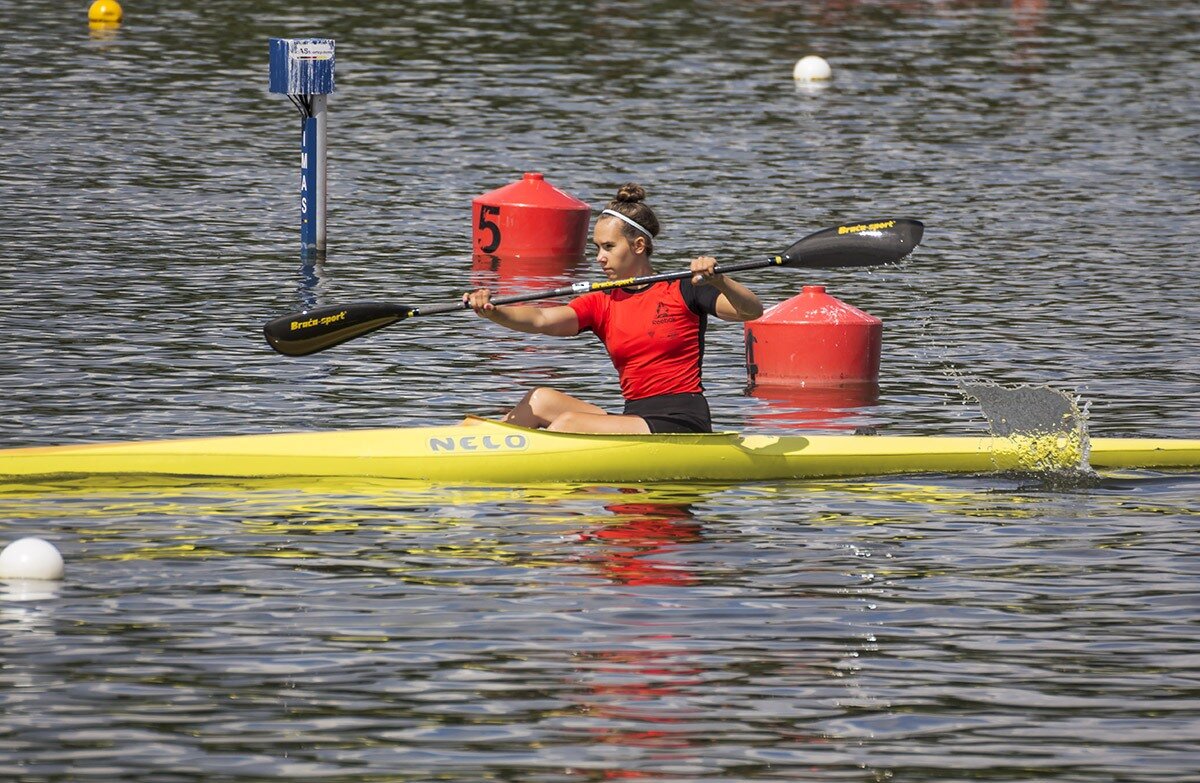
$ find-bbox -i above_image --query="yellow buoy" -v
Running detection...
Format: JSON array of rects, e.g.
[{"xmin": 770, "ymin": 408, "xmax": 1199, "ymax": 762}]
[{"xmin": 88, "ymin": 0, "xmax": 123, "ymax": 24}]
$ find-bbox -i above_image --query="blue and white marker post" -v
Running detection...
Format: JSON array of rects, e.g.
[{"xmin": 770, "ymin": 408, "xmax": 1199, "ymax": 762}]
[{"xmin": 269, "ymin": 38, "xmax": 335, "ymax": 256}]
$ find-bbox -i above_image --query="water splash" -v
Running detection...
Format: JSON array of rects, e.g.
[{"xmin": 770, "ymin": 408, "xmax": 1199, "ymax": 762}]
[
  {"xmin": 886, "ymin": 261, "xmax": 1098, "ymax": 479},
  {"xmin": 960, "ymin": 381, "xmax": 1093, "ymax": 475}
]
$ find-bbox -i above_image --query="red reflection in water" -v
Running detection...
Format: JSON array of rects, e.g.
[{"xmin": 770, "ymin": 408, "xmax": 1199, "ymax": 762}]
[
  {"xmin": 567, "ymin": 641, "xmax": 706, "ymax": 779},
  {"xmin": 578, "ymin": 491, "xmax": 702, "ymax": 587},
  {"xmin": 562, "ymin": 488, "xmax": 841, "ymax": 779},
  {"xmin": 1011, "ymin": 0, "xmax": 1046, "ymax": 35},
  {"xmin": 470, "ymin": 253, "xmax": 583, "ymax": 297},
  {"xmin": 746, "ymin": 382, "xmax": 880, "ymax": 431},
  {"xmin": 564, "ymin": 491, "xmax": 710, "ymax": 775}
]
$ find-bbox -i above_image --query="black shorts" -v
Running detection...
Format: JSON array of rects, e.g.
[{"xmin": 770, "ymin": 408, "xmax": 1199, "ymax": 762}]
[{"xmin": 623, "ymin": 393, "xmax": 712, "ymax": 434}]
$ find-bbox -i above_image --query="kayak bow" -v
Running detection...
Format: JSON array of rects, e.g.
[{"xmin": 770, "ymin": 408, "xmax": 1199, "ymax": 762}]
[{"xmin": 1, "ymin": 418, "xmax": 1197, "ymax": 484}]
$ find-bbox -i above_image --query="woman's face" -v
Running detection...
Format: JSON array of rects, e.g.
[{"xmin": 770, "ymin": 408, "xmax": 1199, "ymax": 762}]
[{"xmin": 592, "ymin": 217, "xmax": 649, "ymax": 280}]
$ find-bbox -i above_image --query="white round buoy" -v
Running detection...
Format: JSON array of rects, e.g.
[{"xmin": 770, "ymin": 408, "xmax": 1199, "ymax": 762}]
[
  {"xmin": 0, "ymin": 538, "xmax": 65, "ymax": 581},
  {"xmin": 793, "ymin": 55, "xmax": 832, "ymax": 82}
]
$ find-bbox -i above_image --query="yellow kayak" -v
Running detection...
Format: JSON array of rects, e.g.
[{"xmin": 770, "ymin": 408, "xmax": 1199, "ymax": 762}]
[{"xmin": 1, "ymin": 418, "xmax": 1197, "ymax": 484}]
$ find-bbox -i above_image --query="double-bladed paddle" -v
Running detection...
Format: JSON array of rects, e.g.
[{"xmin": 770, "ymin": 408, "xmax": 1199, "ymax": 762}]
[{"xmin": 263, "ymin": 217, "xmax": 924, "ymax": 357}]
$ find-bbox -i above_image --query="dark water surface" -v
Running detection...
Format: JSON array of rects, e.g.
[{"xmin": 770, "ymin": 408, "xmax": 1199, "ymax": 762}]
[{"xmin": 2, "ymin": 1, "xmax": 1198, "ymax": 780}]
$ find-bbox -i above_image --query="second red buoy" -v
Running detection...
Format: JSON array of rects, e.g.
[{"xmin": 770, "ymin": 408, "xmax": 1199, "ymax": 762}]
[{"xmin": 744, "ymin": 285, "xmax": 882, "ymax": 386}]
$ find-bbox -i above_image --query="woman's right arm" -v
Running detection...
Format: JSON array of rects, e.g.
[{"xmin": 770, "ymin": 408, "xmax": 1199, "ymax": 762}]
[{"xmin": 464, "ymin": 289, "xmax": 579, "ymax": 337}]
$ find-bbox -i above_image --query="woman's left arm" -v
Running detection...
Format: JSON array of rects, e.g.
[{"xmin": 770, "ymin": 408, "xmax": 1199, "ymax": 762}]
[{"xmin": 690, "ymin": 257, "xmax": 764, "ymax": 322}]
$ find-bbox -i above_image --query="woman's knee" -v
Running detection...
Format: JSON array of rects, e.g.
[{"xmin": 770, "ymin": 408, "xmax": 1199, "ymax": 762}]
[
  {"xmin": 525, "ymin": 387, "xmax": 564, "ymax": 414},
  {"xmin": 503, "ymin": 387, "xmax": 564, "ymax": 429},
  {"xmin": 546, "ymin": 411, "xmax": 582, "ymax": 432}
]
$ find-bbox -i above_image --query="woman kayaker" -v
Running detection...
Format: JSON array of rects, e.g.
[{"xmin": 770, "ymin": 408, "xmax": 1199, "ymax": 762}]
[{"xmin": 464, "ymin": 183, "xmax": 763, "ymax": 434}]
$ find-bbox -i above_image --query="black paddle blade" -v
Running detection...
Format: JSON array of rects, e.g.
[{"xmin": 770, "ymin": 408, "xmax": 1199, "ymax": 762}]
[
  {"xmin": 779, "ymin": 218, "xmax": 924, "ymax": 268},
  {"xmin": 263, "ymin": 302, "xmax": 412, "ymax": 356}
]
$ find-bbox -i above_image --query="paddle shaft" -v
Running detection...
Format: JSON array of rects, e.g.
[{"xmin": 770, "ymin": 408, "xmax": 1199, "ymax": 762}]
[
  {"xmin": 413, "ymin": 257, "xmax": 781, "ymax": 317},
  {"xmin": 263, "ymin": 218, "xmax": 923, "ymax": 355}
]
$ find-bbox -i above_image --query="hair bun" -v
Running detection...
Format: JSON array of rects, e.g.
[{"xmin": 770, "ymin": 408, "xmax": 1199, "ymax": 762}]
[{"xmin": 614, "ymin": 183, "xmax": 646, "ymax": 204}]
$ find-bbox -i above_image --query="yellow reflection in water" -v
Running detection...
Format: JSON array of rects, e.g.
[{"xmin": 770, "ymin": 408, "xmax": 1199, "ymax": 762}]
[
  {"xmin": 0, "ymin": 473, "xmax": 1075, "ymax": 580},
  {"xmin": 0, "ymin": 478, "xmax": 725, "ymax": 572}
]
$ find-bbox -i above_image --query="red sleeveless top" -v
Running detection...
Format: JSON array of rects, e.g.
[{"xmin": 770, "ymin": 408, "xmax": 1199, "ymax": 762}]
[{"xmin": 569, "ymin": 279, "xmax": 720, "ymax": 401}]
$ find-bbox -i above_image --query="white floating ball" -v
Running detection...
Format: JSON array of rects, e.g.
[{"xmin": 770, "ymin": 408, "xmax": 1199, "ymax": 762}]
[
  {"xmin": 793, "ymin": 55, "xmax": 832, "ymax": 82},
  {"xmin": 0, "ymin": 538, "xmax": 65, "ymax": 581}
]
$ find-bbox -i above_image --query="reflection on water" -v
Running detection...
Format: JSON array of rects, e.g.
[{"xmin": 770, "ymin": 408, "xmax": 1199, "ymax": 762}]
[
  {"xmin": 579, "ymin": 490, "xmax": 703, "ymax": 587},
  {"xmin": 469, "ymin": 253, "xmax": 588, "ymax": 299},
  {"xmin": 745, "ymin": 382, "xmax": 881, "ymax": 432},
  {"xmin": 0, "ymin": 578, "xmax": 63, "ymax": 603},
  {"xmin": 2, "ymin": 0, "xmax": 1199, "ymax": 779},
  {"xmin": 297, "ymin": 252, "xmax": 328, "ymax": 310},
  {"xmin": 2, "ymin": 471, "xmax": 1199, "ymax": 779}
]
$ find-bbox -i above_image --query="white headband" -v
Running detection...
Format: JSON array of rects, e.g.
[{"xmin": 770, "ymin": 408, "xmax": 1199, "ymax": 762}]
[{"xmin": 601, "ymin": 209, "xmax": 654, "ymax": 239}]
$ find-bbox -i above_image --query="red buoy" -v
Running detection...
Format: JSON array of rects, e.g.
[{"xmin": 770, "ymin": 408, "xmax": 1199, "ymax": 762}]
[
  {"xmin": 744, "ymin": 285, "xmax": 882, "ymax": 386},
  {"xmin": 472, "ymin": 173, "xmax": 590, "ymax": 260}
]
